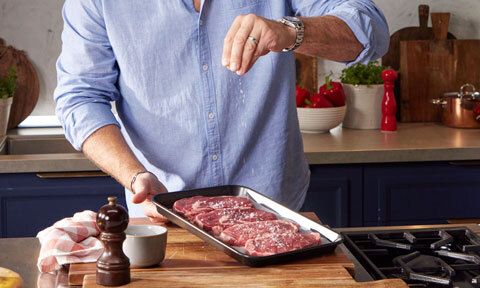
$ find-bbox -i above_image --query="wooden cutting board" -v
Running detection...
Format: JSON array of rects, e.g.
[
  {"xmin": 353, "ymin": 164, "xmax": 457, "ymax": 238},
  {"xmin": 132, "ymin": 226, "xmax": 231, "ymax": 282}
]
[
  {"xmin": 0, "ymin": 39, "xmax": 39, "ymax": 129},
  {"xmin": 69, "ymin": 215, "xmax": 354, "ymax": 286},
  {"xmin": 382, "ymin": 5, "xmax": 455, "ymax": 71},
  {"xmin": 399, "ymin": 13, "xmax": 480, "ymax": 122},
  {"xmin": 381, "ymin": 6, "xmax": 455, "ymax": 121},
  {"xmin": 83, "ymin": 266, "xmax": 407, "ymax": 287}
]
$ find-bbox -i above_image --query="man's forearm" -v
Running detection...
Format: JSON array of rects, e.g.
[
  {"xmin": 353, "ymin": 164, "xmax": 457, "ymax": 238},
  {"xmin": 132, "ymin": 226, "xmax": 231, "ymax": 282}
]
[
  {"xmin": 295, "ymin": 15, "xmax": 364, "ymax": 63},
  {"xmin": 81, "ymin": 124, "xmax": 145, "ymax": 189}
]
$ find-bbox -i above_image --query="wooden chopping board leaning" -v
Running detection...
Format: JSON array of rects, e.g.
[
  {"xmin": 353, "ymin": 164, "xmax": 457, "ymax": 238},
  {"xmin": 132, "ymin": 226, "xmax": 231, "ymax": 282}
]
[
  {"xmin": 0, "ymin": 39, "xmax": 39, "ymax": 129},
  {"xmin": 381, "ymin": 5, "xmax": 456, "ymax": 121},
  {"xmin": 399, "ymin": 13, "xmax": 480, "ymax": 122}
]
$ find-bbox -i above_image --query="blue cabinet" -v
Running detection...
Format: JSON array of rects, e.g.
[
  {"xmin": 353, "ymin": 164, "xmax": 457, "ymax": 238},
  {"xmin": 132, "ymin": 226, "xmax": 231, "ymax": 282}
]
[
  {"xmin": 304, "ymin": 162, "xmax": 480, "ymax": 228},
  {"xmin": 302, "ymin": 165, "xmax": 363, "ymax": 228},
  {"xmin": 0, "ymin": 173, "xmax": 125, "ymax": 238},
  {"xmin": 364, "ymin": 162, "xmax": 480, "ymax": 226}
]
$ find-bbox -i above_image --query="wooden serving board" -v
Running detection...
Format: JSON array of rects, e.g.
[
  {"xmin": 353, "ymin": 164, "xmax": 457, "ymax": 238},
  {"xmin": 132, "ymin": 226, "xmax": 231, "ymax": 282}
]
[
  {"xmin": 0, "ymin": 39, "xmax": 39, "ymax": 129},
  {"xmin": 399, "ymin": 13, "xmax": 480, "ymax": 122},
  {"xmin": 83, "ymin": 266, "xmax": 407, "ymax": 288},
  {"xmin": 70, "ymin": 215, "xmax": 354, "ymax": 286},
  {"xmin": 381, "ymin": 7, "xmax": 455, "ymax": 122},
  {"xmin": 382, "ymin": 5, "xmax": 455, "ymax": 71}
]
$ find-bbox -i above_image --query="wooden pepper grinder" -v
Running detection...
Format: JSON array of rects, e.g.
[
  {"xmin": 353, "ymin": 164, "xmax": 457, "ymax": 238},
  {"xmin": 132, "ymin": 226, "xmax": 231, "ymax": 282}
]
[
  {"xmin": 381, "ymin": 69, "xmax": 398, "ymax": 132},
  {"xmin": 96, "ymin": 196, "xmax": 130, "ymax": 286}
]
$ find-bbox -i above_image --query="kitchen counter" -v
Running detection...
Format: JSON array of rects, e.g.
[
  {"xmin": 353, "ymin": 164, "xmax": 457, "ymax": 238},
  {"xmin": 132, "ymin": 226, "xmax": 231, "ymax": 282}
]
[
  {"xmin": 303, "ymin": 122, "xmax": 480, "ymax": 164},
  {"xmin": 2, "ymin": 220, "xmax": 479, "ymax": 287},
  {"xmin": 1, "ymin": 123, "xmax": 479, "ymax": 173}
]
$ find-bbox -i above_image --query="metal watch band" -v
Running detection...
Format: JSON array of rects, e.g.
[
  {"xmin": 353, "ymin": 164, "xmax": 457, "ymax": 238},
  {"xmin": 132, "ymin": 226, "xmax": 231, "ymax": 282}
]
[
  {"xmin": 280, "ymin": 17, "xmax": 305, "ymax": 51},
  {"xmin": 130, "ymin": 170, "xmax": 154, "ymax": 193}
]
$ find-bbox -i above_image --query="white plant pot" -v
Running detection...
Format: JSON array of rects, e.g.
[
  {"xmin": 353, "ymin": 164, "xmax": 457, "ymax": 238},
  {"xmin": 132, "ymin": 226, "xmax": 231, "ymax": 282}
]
[
  {"xmin": 342, "ymin": 84, "xmax": 384, "ymax": 129},
  {"xmin": 0, "ymin": 97, "xmax": 13, "ymax": 137}
]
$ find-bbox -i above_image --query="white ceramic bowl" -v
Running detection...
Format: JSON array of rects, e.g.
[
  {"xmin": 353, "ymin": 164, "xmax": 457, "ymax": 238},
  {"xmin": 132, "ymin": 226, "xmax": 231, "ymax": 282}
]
[
  {"xmin": 123, "ymin": 225, "xmax": 168, "ymax": 267},
  {"xmin": 297, "ymin": 105, "xmax": 346, "ymax": 133}
]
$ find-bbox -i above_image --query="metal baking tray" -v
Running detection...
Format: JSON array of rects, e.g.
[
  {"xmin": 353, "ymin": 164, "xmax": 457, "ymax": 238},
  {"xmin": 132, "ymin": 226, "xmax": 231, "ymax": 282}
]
[{"xmin": 152, "ymin": 185, "xmax": 343, "ymax": 267}]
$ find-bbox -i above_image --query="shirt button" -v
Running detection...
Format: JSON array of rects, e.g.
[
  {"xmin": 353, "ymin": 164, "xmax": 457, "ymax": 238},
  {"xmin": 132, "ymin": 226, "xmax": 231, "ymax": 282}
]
[
  {"xmin": 202, "ymin": 64, "xmax": 208, "ymax": 71},
  {"xmin": 212, "ymin": 154, "xmax": 218, "ymax": 161},
  {"xmin": 208, "ymin": 112, "xmax": 215, "ymax": 119},
  {"xmin": 199, "ymin": 19, "xmax": 203, "ymax": 25}
]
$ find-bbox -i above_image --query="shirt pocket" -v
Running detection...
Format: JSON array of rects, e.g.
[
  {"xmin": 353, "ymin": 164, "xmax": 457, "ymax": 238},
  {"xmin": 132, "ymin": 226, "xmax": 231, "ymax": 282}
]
[
  {"xmin": 229, "ymin": 0, "xmax": 271, "ymax": 19},
  {"xmin": 231, "ymin": 0, "xmax": 265, "ymax": 10}
]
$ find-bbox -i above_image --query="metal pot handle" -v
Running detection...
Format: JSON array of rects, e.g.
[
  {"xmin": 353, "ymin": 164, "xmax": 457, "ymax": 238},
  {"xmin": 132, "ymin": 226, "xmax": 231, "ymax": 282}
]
[
  {"xmin": 459, "ymin": 83, "xmax": 476, "ymax": 99},
  {"xmin": 431, "ymin": 98, "xmax": 447, "ymax": 105}
]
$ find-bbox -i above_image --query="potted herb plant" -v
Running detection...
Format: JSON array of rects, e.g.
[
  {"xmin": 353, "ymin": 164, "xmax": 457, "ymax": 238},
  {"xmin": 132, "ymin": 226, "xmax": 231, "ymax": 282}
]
[
  {"xmin": 340, "ymin": 62, "xmax": 385, "ymax": 129},
  {"xmin": 0, "ymin": 66, "xmax": 17, "ymax": 136}
]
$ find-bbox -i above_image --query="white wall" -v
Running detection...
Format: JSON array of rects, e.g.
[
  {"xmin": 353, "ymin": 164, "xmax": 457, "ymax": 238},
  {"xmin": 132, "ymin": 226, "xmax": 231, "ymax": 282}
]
[{"xmin": 1, "ymin": 0, "xmax": 480, "ymax": 116}]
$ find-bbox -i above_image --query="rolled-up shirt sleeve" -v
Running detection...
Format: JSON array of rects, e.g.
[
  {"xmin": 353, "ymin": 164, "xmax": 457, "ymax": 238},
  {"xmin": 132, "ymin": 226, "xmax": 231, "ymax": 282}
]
[
  {"xmin": 54, "ymin": 0, "xmax": 120, "ymax": 151},
  {"xmin": 289, "ymin": 0, "xmax": 389, "ymax": 65}
]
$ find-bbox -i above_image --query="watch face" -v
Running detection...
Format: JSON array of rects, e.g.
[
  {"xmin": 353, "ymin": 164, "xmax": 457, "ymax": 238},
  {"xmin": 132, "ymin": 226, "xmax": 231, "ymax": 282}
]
[{"xmin": 284, "ymin": 16, "xmax": 299, "ymax": 23}]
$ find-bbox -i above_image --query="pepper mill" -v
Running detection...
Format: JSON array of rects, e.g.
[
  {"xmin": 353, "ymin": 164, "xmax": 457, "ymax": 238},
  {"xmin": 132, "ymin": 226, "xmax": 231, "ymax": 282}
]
[
  {"xmin": 96, "ymin": 196, "xmax": 130, "ymax": 286},
  {"xmin": 381, "ymin": 69, "xmax": 398, "ymax": 132}
]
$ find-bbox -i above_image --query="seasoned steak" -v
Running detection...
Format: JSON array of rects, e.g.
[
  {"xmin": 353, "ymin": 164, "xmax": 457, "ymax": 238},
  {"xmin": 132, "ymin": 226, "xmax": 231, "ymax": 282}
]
[
  {"xmin": 244, "ymin": 232, "xmax": 321, "ymax": 256},
  {"xmin": 219, "ymin": 220, "xmax": 299, "ymax": 246},
  {"xmin": 194, "ymin": 208, "xmax": 277, "ymax": 236},
  {"xmin": 173, "ymin": 196, "xmax": 254, "ymax": 220},
  {"xmin": 172, "ymin": 196, "xmax": 210, "ymax": 218}
]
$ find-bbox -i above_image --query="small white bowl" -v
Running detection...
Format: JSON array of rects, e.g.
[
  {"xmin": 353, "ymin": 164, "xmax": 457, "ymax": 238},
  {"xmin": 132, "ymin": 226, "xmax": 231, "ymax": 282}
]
[
  {"xmin": 123, "ymin": 225, "xmax": 168, "ymax": 267},
  {"xmin": 297, "ymin": 105, "xmax": 346, "ymax": 133}
]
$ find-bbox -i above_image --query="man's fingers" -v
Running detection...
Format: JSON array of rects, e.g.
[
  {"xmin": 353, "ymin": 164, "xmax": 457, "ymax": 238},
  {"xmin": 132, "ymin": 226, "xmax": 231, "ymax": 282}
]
[
  {"xmin": 237, "ymin": 26, "xmax": 262, "ymax": 75},
  {"xmin": 132, "ymin": 190, "xmax": 147, "ymax": 204},
  {"xmin": 229, "ymin": 14, "xmax": 256, "ymax": 72},
  {"xmin": 222, "ymin": 15, "xmax": 243, "ymax": 68},
  {"xmin": 142, "ymin": 201, "xmax": 167, "ymax": 222}
]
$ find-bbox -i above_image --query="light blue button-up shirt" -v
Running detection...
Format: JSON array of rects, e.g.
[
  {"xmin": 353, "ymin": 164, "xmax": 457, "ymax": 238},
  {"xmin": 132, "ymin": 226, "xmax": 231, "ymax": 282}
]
[{"xmin": 54, "ymin": 0, "xmax": 388, "ymax": 217}]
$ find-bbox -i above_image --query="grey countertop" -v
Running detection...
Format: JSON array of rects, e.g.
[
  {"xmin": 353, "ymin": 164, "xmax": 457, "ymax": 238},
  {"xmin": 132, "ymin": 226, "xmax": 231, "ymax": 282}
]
[{"xmin": 1, "ymin": 123, "xmax": 479, "ymax": 173}]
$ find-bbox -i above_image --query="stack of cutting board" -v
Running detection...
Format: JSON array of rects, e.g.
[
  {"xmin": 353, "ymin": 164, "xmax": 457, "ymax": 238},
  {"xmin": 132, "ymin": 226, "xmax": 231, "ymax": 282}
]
[
  {"xmin": 73, "ymin": 217, "xmax": 407, "ymax": 287},
  {"xmin": 382, "ymin": 5, "xmax": 480, "ymax": 122}
]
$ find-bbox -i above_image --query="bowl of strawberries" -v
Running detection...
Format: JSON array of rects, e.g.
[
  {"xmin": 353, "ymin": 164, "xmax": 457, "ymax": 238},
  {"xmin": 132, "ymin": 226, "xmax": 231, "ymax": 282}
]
[{"xmin": 296, "ymin": 76, "xmax": 346, "ymax": 133}]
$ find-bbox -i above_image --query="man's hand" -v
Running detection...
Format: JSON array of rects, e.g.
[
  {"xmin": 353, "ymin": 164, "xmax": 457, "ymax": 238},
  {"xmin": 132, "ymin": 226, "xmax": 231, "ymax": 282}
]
[
  {"xmin": 222, "ymin": 14, "xmax": 296, "ymax": 76},
  {"xmin": 131, "ymin": 172, "xmax": 169, "ymax": 223}
]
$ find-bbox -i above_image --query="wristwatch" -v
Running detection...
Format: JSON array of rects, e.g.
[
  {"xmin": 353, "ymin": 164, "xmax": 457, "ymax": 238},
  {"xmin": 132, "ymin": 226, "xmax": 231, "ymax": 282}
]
[{"xmin": 279, "ymin": 16, "xmax": 305, "ymax": 51}]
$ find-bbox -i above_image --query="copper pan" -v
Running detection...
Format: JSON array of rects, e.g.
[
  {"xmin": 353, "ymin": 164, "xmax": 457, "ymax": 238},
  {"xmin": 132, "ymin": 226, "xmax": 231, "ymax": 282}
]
[{"xmin": 431, "ymin": 84, "xmax": 480, "ymax": 128}]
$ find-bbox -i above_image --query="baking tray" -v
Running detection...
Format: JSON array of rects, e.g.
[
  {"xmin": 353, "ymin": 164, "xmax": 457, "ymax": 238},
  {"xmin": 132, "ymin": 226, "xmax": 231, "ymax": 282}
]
[{"xmin": 152, "ymin": 185, "xmax": 343, "ymax": 267}]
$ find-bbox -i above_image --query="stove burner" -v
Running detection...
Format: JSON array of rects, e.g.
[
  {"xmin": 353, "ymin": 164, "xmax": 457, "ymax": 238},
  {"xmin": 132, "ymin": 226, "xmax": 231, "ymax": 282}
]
[
  {"xmin": 393, "ymin": 251, "xmax": 454, "ymax": 286},
  {"xmin": 435, "ymin": 250, "xmax": 480, "ymax": 264},
  {"xmin": 342, "ymin": 227, "xmax": 480, "ymax": 287},
  {"xmin": 430, "ymin": 230, "xmax": 453, "ymax": 250},
  {"xmin": 369, "ymin": 233, "xmax": 412, "ymax": 250}
]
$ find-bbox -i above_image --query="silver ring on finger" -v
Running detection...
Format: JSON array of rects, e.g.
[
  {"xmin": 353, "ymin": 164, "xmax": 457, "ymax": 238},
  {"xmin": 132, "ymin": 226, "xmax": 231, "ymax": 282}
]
[{"xmin": 247, "ymin": 35, "xmax": 258, "ymax": 46}]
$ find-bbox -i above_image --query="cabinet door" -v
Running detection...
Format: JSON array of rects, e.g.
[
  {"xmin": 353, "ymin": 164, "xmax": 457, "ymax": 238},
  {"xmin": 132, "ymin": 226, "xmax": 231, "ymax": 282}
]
[
  {"xmin": 301, "ymin": 165, "xmax": 363, "ymax": 228},
  {"xmin": 364, "ymin": 162, "xmax": 480, "ymax": 226},
  {"xmin": 0, "ymin": 173, "xmax": 126, "ymax": 238}
]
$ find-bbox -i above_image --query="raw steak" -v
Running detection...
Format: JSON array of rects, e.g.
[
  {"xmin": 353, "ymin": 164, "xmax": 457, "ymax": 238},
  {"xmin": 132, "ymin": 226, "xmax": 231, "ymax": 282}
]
[
  {"xmin": 219, "ymin": 220, "xmax": 299, "ymax": 246},
  {"xmin": 172, "ymin": 196, "xmax": 210, "ymax": 218},
  {"xmin": 173, "ymin": 196, "xmax": 254, "ymax": 220},
  {"xmin": 194, "ymin": 208, "xmax": 277, "ymax": 236},
  {"xmin": 244, "ymin": 232, "xmax": 322, "ymax": 256}
]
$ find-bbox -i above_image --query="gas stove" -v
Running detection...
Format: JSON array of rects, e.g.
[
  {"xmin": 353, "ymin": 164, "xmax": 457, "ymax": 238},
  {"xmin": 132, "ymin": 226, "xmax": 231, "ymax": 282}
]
[{"xmin": 342, "ymin": 227, "xmax": 480, "ymax": 287}]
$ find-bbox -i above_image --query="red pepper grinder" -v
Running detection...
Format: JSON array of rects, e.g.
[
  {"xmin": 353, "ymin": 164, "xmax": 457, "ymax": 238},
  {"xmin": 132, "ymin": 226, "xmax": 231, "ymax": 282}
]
[
  {"xmin": 381, "ymin": 69, "xmax": 398, "ymax": 132},
  {"xmin": 96, "ymin": 196, "xmax": 130, "ymax": 286}
]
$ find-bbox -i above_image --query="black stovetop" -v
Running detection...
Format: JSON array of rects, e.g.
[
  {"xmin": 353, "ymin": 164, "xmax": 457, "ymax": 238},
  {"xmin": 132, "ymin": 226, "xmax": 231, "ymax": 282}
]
[{"xmin": 342, "ymin": 227, "xmax": 480, "ymax": 288}]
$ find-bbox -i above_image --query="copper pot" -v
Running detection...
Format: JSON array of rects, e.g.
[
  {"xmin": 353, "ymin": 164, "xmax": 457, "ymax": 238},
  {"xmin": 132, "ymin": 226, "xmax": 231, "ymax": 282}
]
[{"xmin": 432, "ymin": 84, "xmax": 480, "ymax": 128}]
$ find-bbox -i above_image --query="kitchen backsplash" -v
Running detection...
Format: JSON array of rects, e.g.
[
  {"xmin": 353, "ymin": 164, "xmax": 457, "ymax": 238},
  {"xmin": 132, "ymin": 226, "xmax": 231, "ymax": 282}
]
[{"xmin": 1, "ymin": 0, "xmax": 479, "ymax": 116}]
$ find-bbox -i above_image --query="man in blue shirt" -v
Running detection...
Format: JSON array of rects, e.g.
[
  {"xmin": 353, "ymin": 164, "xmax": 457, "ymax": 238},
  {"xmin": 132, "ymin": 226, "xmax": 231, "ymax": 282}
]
[{"xmin": 55, "ymin": 0, "xmax": 388, "ymax": 222}]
